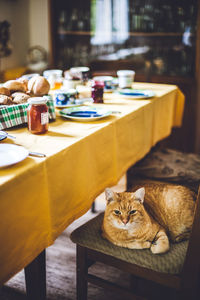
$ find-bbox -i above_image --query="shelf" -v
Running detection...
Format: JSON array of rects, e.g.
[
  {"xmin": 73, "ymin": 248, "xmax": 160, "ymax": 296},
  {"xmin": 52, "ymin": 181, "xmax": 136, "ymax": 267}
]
[
  {"xmin": 50, "ymin": 0, "xmax": 200, "ymax": 154},
  {"xmin": 58, "ymin": 30, "xmax": 91, "ymax": 36},
  {"xmin": 129, "ymin": 32, "xmax": 185, "ymax": 37},
  {"xmin": 58, "ymin": 30, "xmax": 185, "ymax": 37}
]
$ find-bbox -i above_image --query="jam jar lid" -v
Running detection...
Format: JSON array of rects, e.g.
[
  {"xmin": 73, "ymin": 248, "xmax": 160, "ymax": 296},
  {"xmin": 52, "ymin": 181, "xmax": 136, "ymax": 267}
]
[
  {"xmin": 91, "ymin": 80, "xmax": 104, "ymax": 87},
  {"xmin": 28, "ymin": 97, "xmax": 47, "ymax": 105}
]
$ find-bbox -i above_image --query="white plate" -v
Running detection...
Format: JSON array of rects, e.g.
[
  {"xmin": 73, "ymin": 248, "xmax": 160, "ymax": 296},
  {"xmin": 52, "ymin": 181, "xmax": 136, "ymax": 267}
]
[
  {"xmin": 0, "ymin": 144, "xmax": 29, "ymax": 168},
  {"xmin": 117, "ymin": 89, "xmax": 155, "ymax": 99},
  {"xmin": 54, "ymin": 98, "xmax": 93, "ymax": 108},
  {"xmin": 59, "ymin": 106, "xmax": 112, "ymax": 121}
]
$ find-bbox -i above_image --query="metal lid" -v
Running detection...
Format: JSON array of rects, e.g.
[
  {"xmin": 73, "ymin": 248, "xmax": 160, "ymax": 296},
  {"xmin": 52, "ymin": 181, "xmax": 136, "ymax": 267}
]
[{"xmin": 28, "ymin": 97, "xmax": 47, "ymax": 105}]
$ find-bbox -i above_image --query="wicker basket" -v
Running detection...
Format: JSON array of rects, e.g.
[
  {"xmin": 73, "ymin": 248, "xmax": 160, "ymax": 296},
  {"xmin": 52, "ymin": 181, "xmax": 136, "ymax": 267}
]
[{"xmin": 0, "ymin": 95, "xmax": 56, "ymax": 130}]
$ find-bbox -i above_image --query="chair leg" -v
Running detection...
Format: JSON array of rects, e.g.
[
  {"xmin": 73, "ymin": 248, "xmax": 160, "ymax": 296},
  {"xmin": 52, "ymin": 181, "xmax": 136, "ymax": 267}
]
[
  {"xmin": 130, "ymin": 275, "xmax": 139, "ymax": 292},
  {"xmin": 179, "ymin": 287, "xmax": 198, "ymax": 300},
  {"xmin": 77, "ymin": 245, "xmax": 88, "ymax": 300},
  {"xmin": 24, "ymin": 249, "xmax": 46, "ymax": 300},
  {"xmin": 126, "ymin": 168, "xmax": 138, "ymax": 191}
]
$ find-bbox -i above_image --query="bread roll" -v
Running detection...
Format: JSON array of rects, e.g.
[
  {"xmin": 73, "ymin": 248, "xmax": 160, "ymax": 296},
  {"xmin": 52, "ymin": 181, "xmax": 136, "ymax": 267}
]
[
  {"xmin": 4, "ymin": 80, "xmax": 26, "ymax": 93},
  {"xmin": 28, "ymin": 76, "xmax": 50, "ymax": 96},
  {"xmin": 12, "ymin": 92, "xmax": 30, "ymax": 104},
  {"xmin": 0, "ymin": 95, "xmax": 13, "ymax": 105},
  {"xmin": 0, "ymin": 86, "xmax": 11, "ymax": 96},
  {"xmin": 17, "ymin": 78, "xmax": 28, "ymax": 92}
]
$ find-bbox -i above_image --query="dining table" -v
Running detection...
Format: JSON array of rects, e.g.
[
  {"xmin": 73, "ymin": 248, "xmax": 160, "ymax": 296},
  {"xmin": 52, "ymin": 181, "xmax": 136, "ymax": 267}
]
[{"xmin": 0, "ymin": 82, "xmax": 184, "ymax": 299}]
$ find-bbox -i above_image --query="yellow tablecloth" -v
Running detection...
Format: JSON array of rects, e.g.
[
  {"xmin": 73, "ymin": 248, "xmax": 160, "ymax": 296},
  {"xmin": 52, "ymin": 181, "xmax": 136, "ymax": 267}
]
[{"xmin": 0, "ymin": 82, "xmax": 184, "ymax": 284}]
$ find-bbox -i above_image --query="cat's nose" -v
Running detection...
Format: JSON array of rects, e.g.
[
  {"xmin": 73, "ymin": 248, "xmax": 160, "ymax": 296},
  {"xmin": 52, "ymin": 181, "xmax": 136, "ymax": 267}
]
[{"xmin": 122, "ymin": 218, "xmax": 128, "ymax": 224}]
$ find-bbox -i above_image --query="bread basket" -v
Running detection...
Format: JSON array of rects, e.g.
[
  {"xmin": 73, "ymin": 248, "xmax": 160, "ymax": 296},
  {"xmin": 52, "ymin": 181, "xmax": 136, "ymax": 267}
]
[{"xmin": 0, "ymin": 95, "xmax": 56, "ymax": 130}]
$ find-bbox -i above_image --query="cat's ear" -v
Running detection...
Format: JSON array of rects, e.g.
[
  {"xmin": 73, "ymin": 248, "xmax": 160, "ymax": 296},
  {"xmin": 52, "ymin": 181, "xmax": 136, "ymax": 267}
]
[
  {"xmin": 105, "ymin": 188, "xmax": 116, "ymax": 204},
  {"xmin": 134, "ymin": 187, "xmax": 145, "ymax": 203}
]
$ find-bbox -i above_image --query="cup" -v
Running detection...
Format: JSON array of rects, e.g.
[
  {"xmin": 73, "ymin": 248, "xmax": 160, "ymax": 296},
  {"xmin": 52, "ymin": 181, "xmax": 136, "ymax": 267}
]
[
  {"xmin": 54, "ymin": 89, "xmax": 78, "ymax": 106},
  {"xmin": 63, "ymin": 78, "xmax": 81, "ymax": 89},
  {"xmin": 117, "ymin": 70, "xmax": 135, "ymax": 89}
]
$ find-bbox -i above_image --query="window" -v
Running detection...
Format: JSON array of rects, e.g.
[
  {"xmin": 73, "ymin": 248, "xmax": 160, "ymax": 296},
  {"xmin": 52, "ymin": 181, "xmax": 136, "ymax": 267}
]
[{"xmin": 91, "ymin": 0, "xmax": 129, "ymax": 45}]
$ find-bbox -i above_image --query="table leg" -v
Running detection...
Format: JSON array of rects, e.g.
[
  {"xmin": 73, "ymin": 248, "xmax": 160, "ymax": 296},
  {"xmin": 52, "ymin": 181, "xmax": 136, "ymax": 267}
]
[
  {"xmin": 126, "ymin": 166, "xmax": 135, "ymax": 190},
  {"xmin": 91, "ymin": 201, "xmax": 96, "ymax": 213},
  {"xmin": 24, "ymin": 249, "xmax": 46, "ymax": 300}
]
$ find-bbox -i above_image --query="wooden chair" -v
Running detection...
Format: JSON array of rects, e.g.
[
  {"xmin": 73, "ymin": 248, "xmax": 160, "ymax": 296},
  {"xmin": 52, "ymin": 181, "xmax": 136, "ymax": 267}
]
[
  {"xmin": 70, "ymin": 187, "xmax": 200, "ymax": 300},
  {"xmin": 126, "ymin": 147, "xmax": 200, "ymax": 193}
]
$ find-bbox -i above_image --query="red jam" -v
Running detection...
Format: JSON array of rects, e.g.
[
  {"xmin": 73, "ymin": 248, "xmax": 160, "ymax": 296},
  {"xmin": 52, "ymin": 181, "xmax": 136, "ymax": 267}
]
[
  {"xmin": 27, "ymin": 98, "xmax": 49, "ymax": 134},
  {"xmin": 91, "ymin": 80, "xmax": 104, "ymax": 103}
]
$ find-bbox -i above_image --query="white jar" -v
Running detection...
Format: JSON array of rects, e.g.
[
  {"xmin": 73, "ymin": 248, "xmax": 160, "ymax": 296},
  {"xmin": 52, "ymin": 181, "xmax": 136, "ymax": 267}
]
[
  {"xmin": 43, "ymin": 69, "xmax": 63, "ymax": 89},
  {"xmin": 117, "ymin": 70, "xmax": 135, "ymax": 89}
]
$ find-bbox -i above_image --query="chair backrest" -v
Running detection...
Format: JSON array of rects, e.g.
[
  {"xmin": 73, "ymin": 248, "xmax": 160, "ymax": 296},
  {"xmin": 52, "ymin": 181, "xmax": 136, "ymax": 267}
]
[{"xmin": 181, "ymin": 186, "xmax": 200, "ymax": 288}]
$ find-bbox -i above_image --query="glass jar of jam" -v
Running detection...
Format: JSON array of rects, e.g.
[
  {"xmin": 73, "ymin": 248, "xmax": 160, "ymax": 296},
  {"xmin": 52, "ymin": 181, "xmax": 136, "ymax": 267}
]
[
  {"xmin": 91, "ymin": 80, "xmax": 104, "ymax": 103},
  {"xmin": 27, "ymin": 97, "xmax": 49, "ymax": 134}
]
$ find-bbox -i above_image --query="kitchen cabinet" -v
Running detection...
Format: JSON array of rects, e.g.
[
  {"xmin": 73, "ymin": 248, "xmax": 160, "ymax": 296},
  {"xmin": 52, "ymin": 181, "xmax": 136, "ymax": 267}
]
[{"xmin": 49, "ymin": 0, "xmax": 200, "ymax": 152}]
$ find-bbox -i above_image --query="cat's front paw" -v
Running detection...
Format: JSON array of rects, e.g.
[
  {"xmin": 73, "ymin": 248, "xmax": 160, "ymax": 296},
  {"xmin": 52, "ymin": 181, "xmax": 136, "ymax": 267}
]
[
  {"xmin": 142, "ymin": 241, "xmax": 151, "ymax": 249},
  {"xmin": 126, "ymin": 240, "xmax": 151, "ymax": 249},
  {"xmin": 150, "ymin": 242, "xmax": 169, "ymax": 254}
]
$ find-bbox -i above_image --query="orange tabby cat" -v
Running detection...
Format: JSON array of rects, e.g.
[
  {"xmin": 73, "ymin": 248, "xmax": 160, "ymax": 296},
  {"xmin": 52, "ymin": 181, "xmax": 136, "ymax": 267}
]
[{"xmin": 102, "ymin": 182, "xmax": 196, "ymax": 254}]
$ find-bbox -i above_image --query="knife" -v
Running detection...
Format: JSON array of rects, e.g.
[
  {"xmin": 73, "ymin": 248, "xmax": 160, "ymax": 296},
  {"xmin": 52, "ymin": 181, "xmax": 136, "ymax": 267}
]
[{"xmin": 28, "ymin": 151, "xmax": 46, "ymax": 158}]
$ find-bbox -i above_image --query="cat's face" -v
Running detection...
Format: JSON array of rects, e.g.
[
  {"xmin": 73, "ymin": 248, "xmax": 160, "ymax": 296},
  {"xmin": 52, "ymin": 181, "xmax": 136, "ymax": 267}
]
[{"xmin": 104, "ymin": 188, "xmax": 146, "ymax": 230}]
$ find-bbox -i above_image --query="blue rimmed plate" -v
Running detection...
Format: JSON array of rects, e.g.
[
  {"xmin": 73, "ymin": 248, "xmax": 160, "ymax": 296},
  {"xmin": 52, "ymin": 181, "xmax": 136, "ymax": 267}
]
[
  {"xmin": 59, "ymin": 106, "xmax": 112, "ymax": 121},
  {"xmin": 54, "ymin": 97, "xmax": 94, "ymax": 108},
  {"xmin": 117, "ymin": 89, "xmax": 155, "ymax": 99}
]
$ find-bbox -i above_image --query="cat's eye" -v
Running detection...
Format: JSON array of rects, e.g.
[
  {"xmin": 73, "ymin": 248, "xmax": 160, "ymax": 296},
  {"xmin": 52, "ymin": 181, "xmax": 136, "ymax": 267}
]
[
  {"xmin": 114, "ymin": 210, "xmax": 121, "ymax": 215},
  {"xmin": 129, "ymin": 210, "xmax": 136, "ymax": 215}
]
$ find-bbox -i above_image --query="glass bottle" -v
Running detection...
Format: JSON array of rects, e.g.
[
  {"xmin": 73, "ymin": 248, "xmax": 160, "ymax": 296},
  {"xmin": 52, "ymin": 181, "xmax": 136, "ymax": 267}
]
[
  {"xmin": 27, "ymin": 97, "xmax": 49, "ymax": 134},
  {"xmin": 91, "ymin": 80, "xmax": 104, "ymax": 103},
  {"xmin": 43, "ymin": 69, "xmax": 63, "ymax": 90}
]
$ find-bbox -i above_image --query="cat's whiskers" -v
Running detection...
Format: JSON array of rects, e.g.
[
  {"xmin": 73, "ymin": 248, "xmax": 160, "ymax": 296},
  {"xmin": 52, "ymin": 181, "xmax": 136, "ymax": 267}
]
[
  {"xmin": 112, "ymin": 219, "xmax": 138, "ymax": 230},
  {"xmin": 112, "ymin": 219, "xmax": 129, "ymax": 230}
]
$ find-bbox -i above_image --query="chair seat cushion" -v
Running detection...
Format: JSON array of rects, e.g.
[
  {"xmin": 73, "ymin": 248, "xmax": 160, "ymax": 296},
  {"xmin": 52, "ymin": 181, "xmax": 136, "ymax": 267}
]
[
  {"xmin": 70, "ymin": 213, "xmax": 188, "ymax": 275},
  {"xmin": 127, "ymin": 148, "xmax": 200, "ymax": 193}
]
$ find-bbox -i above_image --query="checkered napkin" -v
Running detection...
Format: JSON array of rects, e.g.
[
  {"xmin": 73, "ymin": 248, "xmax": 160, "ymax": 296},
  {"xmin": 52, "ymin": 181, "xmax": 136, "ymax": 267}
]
[{"xmin": 0, "ymin": 96, "xmax": 56, "ymax": 130}]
